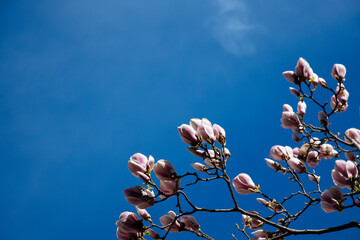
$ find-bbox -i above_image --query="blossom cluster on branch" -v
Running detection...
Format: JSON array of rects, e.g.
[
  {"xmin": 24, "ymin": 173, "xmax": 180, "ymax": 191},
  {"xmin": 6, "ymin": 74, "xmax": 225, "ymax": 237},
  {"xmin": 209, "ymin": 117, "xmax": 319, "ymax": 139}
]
[{"xmin": 116, "ymin": 58, "xmax": 360, "ymax": 240}]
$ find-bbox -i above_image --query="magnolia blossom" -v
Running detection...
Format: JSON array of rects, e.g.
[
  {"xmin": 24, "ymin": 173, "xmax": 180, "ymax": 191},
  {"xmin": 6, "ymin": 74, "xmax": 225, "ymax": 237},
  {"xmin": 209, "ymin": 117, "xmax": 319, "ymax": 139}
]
[
  {"xmin": 319, "ymin": 77, "xmax": 327, "ymax": 89},
  {"xmin": 319, "ymin": 144, "xmax": 336, "ymax": 159},
  {"xmin": 308, "ymin": 174, "xmax": 320, "ymax": 183},
  {"xmin": 177, "ymin": 124, "xmax": 198, "ymax": 145},
  {"xmin": 282, "ymin": 71, "xmax": 298, "ymax": 84},
  {"xmin": 153, "ymin": 160, "xmax": 177, "ymax": 180},
  {"xmin": 251, "ymin": 230, "xmax": 272, "ymax": 240},
  {"xmin": 160, "ymin": 211, "xmax": 181, "ymax": 232},
  {"xmin": 289, "ymin": 87, "xmax": 301, "ymax": 97},
  {"xmin": 232, "ymin": 173, "xmax": 258, "ymax": 194},
  {"xmin": 191, "ymin": 162, "xmax": 208, "ymax": 172},
  {"xmin": 331, "ymin": 63, "xmax": 346, "ymax": 82},
  {"xmin": 320, "ymin": 186, "xmax": 344, "ymax": 213},
  {"xmin": 116, "ymin": 212, "xmax": 142, "ymax": 240},
  {"xmin": 289, "ymin": 157, "xmax": 306, "ymax": 173},
  {"xmin": 123, "ymin": 186, "xmax": 155, "ymax": 209},
  {"xmin": 269, "ymin": 145, "xmax": 293, "ymax": 161},
  {"xmin": 147, "ymin": 229, "xmax": 161, "ymax": 239},
  {"xmin": 345, "ymin": 151, "xmax": 356, "ymax": 161},
  {"xmin": 318, "ymin": 111, "xmax": 329, "ymax": 127},
  {"xmin": 344, "ymin": 128, "xmax": 360, "ymax": 145},
  {"xmin": 281, "ymin": 106, "xmax": 302, "ymax": 133},
  {"xmin": 136, "ymin": 207, "xmax": 151, "ymax": 221},
  {"xmin": 297, "ymin": 101, "xmax": 306, "ymax": 116},
  {"xmin": 186, "ymin": 146, "xmax": 206, "ymax": 158},
  {"xmin": 180, "ymin": 215, "xmax": 200, "ymax": 231},
  {"xmin": 331, "ymin": 160, "xmax": 358, "ymax": 189},
  {"xmin": 331, "ymin": 85, "xmax": 349, "ymax": 112},
  {"xmin": 265, "ymin": 158, "xmax": 286, "ymax": 173},
  {"xmin": 295, "ymin": 57, "xmax": 314, "ymax": 80},
  {"xmin": 204, "ymin": 150, "xmax": 221, "ymax": 168},
  {"xmin": 256, "ymin": 198, "xmax": 282, "ymax": 212},
  {"xmin": 196, "ymin": 123, "xmax": 216, "ymax": 143},
  {"xmin": 242, "ymin": 211, "xmax": 264, "ymax": 230},
  {"xmin": 159, "ymin": 179, "xmax": 180, "ymax": 198},
  {"xmin": 306, "ymin": 151, "xmax": 320, "ymax": 168},
  {"xmin": 128, "ymin": 153, "xmax": 154, "ymax": 181},
  {"xmin": 213, "ymin": 123, "xmax": 226, "ymax": 143}
]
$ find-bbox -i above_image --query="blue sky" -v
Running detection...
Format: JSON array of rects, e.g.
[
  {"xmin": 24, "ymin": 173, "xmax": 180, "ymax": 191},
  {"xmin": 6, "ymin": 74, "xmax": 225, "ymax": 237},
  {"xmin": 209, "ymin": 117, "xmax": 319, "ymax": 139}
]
[{"xmin": 1, "ymin": 0, "xmax": 359, "ymax": 239}]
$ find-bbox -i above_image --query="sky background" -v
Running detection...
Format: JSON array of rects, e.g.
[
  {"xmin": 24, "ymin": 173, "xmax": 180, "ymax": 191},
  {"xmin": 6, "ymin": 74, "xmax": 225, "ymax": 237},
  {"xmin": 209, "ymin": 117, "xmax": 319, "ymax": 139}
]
[{"xmin": 1, "ymin": 0, "xmax": 360, "ymax": 239}]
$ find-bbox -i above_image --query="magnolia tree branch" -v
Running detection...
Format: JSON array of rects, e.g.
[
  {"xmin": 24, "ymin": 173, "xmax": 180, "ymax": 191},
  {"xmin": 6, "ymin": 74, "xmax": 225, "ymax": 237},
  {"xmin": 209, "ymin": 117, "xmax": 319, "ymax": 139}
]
[{"xmin": 116, "ymin": 58, "xmax": 360, "ymax": 240}]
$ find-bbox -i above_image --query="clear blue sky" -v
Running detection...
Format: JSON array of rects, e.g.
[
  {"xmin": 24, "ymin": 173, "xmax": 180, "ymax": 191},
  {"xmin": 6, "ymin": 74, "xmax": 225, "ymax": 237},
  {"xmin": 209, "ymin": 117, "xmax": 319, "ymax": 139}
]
[{"xmin": 1, "ymin": 0, "xmax": 359, "ymax": 239}]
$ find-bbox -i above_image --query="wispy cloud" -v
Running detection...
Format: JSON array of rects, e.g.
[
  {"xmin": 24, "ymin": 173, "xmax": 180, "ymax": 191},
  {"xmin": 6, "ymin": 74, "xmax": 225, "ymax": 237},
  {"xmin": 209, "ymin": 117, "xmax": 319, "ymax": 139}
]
[{"xmin": 209, "ymin": 0, "xmax": 256, "ymax": 55}]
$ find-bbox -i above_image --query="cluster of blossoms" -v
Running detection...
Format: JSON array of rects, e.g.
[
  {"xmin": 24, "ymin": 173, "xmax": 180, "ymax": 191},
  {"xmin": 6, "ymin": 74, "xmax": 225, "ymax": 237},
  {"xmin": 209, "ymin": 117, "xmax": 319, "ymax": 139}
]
[{"xmin": 117, "ymin": 58, "xmax": 360, "ymax": 240}]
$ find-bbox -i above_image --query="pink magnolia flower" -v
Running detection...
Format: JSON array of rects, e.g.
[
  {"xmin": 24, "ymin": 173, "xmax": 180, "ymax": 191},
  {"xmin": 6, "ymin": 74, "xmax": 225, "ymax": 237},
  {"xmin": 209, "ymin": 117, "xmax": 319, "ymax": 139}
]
[
  {"xmin": 282, "ymin": 104, "xmax": 293, "ymax": 112},
  {"xmin": 191, "ymin": 162, "xmax": 208, "ymax": 172},
  {"xmin": 232, "ymin": 173, "xmax": 258, "ymax": 194},
  {"xmin": 178, "ymin": 124, "xmax": 199, "ymax": 145},
  {"xmin": 331, "ymin": 85, "xmax": 349, "ymax": 112},
  {"xmin": 269, "ymin": 145, "xmax": 293, "ymax": 161},
  {"xmin": 196, "ymin": 123, "xmax": 216, "ymax": 143},
  {"xmin": 242, "ymin": 211, "xmax": 264, "ymax": 230},
  {"xmin": 289, "ymin": 157, "xmax": 307, "ymax": 173},
  {"xmin": 160, "ymin": 211, "xmax": 181, "ymax": 232},
  {"xmin": 295, "ymin": 57, "xmax": 314, "ymax": 80},
  {"xmin": 319, "ymin": 77, "xmax": 327, "ymax": 89},
  {"xmin": 331, "ymin": 64, "xmax": 346, "ymax": 82},
  {"xmin": 204, "ymin": 150, "xmax": 221, "ymax": 168},
  {"xmin": 318, "ymin": 111, "xmax": 329, "ymax": 127},
  {"xmin": 159, "ymin": 179, "xmax": 180, "ymax": 198},
  {"xmin": 265, "ymin": 158, "xmax": 286, "ymax": 173},
  {"xmin": 308, "ymin": 174, "xmax": 320, "ymax": 183},
  {"xmin": 283, "ymin": 71, "xmax": 298, "ymax": 84},
  {"xmin": 281, "ymin": 108, "xmax": 302, "ymax": 132},
  {"xmin": 345, "ymin": 151, "xmax": 356, "ymax": 161},
  {"xmin": 136, "ymin": 207, "xmax": 151, "ymax": 221},
  {"xmin": 128, "ymin": 153, "xmax": 154, "ymax": 180},
  {"xmin": 147, "ymin": 229, "xmax": 161, "ymax": 239},
  {"xmin": 331, "ymin": 160, "xmax": 358, "ymax": 189},
  {"xmin": 186, "ymin": 146, "xmax": 206, "ymax": 158},
  {"xmin": 320, "ymin": 186, "xmax": 344, "ymax": 213},
  {"xmin": 306, "ymin": 151, "xmax": 320, "ymax": 168},
  {"xmin": 123, "ymin": 186, "xmax": 155, "ymax": 209},
  {"xmin": 116, "ymin": 212, "xmax": 142, "ymax": 239},
  {"xmin": 213, "ymin": 123, "xmax": 226, "ymax": 144},
  {"xmin": 153, "ymin": 160, "xmax": 177, "ymax": 180},
  {"xmin": 319, "ymin": 144, "xmax": 335, "ymax": 159},
  {"xmin": 289, "ymin": 87, "xmax": 301, "ymax": 97},
  {"xmin": 297, "ymin": 101, "xmax": 306, "ymax": 117},
  {"xmin": 344, "ymin": 128, "xmax": 360, "ymax": 145},
  {"xmin": 180, "ymin": 215, "xmax": 200, "ymax": 231}
]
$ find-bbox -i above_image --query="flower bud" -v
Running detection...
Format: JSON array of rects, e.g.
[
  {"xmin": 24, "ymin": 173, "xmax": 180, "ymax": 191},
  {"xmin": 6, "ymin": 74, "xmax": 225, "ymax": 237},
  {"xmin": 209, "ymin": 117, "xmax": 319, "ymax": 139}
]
[
  {"xmin": 319, "ymin": 144, "xmax": 335, "ymax": 160},
  {"xmin": 242, "ymin": 211, "xmax": 264, "ymax": 230},
  {"xmin": 128, "ymin": 153, "xmax": 154, "ymax": 179},
  {"xmin": 186, "ymin": 146, "xmax": 206, "ymax": 158},
  {"xmin": 232, "ymin": 173, "xmax": 258, "ymax": 194},
  {"xmin": 180, "ymin": 215, "xmax": 200, "ymax": 231},
  {"xmin": 320, "ymin": 186, "xmax": 344, "ymax": 213},
  {"xmin": 281, "ymin": 110, "xmax": 302, "ymax": 131},
  {"xmin": 178, "ymin": 124, "xmax": 199, "ymax": 145},
  {"xmin": 308, "ymin": 174, "xmax": 320, "ymax": 183},
  {"xmin": 318, "ymin": 111, "xmax": 329, "ymax": 127},
  {"xmin": 344, "ymin": 128, "xmax": 360, "ymax": 145},
  {"xmin": 295, "ymin": 57, "xmax": 313, "ymax": 80},
  {"xmin": 283, "ymin": 71, "xmax": 298, "ymax": 84},
  {"xmin": 213, "ymin": 123, "xmax": 226, "ymax": 144},
  {"xmin": 265, "ymin": 158, "xmax": 286, "ymax": 173},
  {"xmin": 256, "ymin": 198, "xmax": 270, "ymax": 208},
  {"xmin": 191, "ymin": 162, "xmax": 208, "ymax": 172},
  {"xmin": 224, "ymin": 148, "xmax": 231, "ymax": 158},
  {"xmin": 306, "ymin": 151, "xmax": 320, "ymax": 168},
  {"xmin": 331, "ymin": 160, "xmax": 358, "ymax": 189},
  {"xmin": 196, "ymin": 124, "xmax": 216, "ymax": 143},
  {"xmin": 123, "ymin": 186, "xmax": 155, "ymax": 209},
  {"xmin": 288, "ymin": 157, "xmax": 306, "ymax": 173},
  {"xmin": 160, "ymin": 211, "xmax": 181, "ymax": 232},
  {"xmin": 116, "ymin": 212, "xmax": 142, "ymax": 235},
  {"xmin": 136, "ymin": 207, "xmax": 151, "ymax": 221},
  {"xmin": 282, "ymin": 104, "xmax": 293, "ymax": 112},
  {"xmin": 331, "ymin": 64, "xmax": 346, "ymax": 82},
  {"xmin": 153, "ymin": 160, "xmax": 177, "ymax": 180},
  {"xmin": 147, "ymin": 229, "xmax": 161, "ymax": 239},
  {"xmin": 345, "ymin": 151, "xmax": 356, "ymax": 161},
  {"xmin": 289, "ymin": 87, "xmax": 301, "ymax": 97},
  {"xmin": 159, "ymin": 179, "xmax": 180, "ymax": 198},
  {"xmin": 297, "ymin": 101, "xmax": 306, "ymax": 117},
  {"xmin": 269, "ymin": 145, "xmax": 293, "ymax": 161},
  {"xmin": 189, "ymin": 118, "xmax": 202, "ymax": 131},
  {"xmin": 319, "ymin": 78, "xmax": 327, "ymax": 89}
]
